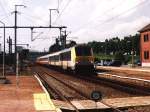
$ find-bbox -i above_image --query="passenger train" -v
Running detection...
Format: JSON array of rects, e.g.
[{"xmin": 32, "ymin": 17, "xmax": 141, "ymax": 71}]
[{"xmin": 36, "ymin": 44, "xmax": 95, "ymax": 73}]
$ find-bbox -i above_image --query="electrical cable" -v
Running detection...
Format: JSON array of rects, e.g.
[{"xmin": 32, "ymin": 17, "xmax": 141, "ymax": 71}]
[
  {"xmin": 53, "ymin": 0, "xmax": 73, "ymax": 24},
  {"xmin": 72, "ymin": 0, "xmax": 149, "ymax": 36},
  {"xmin": 72, "ymin": 0, "xmax": 126, "ymax": 32},
  {"xmin": 92, "ymin": 0, "xmax": 149, "ymax": 29},
  {"xmin": 0, "ymin": 13, "xmax": 13, "ymax": 21},
  {"xmin": 0, "ymin": 1, "xmax": 13, "ymax": 25}
]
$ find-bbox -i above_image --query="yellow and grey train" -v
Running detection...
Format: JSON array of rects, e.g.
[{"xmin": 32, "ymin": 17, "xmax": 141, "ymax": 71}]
[{"xmin": 36, "ymin": 44, "xmax": 95, "ymax": 73}]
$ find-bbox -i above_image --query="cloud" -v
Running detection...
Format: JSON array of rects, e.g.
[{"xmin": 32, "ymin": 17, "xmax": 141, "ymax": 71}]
[{"xmin": 0, "ymin": 0, "xmax": 150, "ymax": 51}]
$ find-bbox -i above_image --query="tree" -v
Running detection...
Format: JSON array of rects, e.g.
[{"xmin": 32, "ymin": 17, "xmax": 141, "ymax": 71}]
[
  {"xmin": 114, "ymin": 51, "xmax": 125, "ymax": 62},
  {"xmin": 87, "ymin": 34, "xmax": 140, "ymax": 56},
  {"xmin": 49, "ymin": 39, "xmax": 61, "ymax": 53}
]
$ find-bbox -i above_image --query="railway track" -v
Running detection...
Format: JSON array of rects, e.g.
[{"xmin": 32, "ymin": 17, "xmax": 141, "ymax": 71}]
[
  {"xmin": 33, "ymin": 66, "xmax": 126, "ymax": 112},
  {"xmin": 75, "ymin": 74, "xmax": 150, "ymax": 96},
  {"xmin": 34, "ymin": 66, "xmax": 150, "ymax": 97},
  {"xmin": 32, "ymin": 66, "xmax": 150, "ymax": 112},
  {"xmin": 34, "ymin": 68, "xmax": 86, "ymax": 100},
  {"xmin": 97, "ymin": 72, "xmax": 150, "ymax": 94},
  {"xmin": 34, "ymin": 71, "xmax": 80, "ymax": 112}
]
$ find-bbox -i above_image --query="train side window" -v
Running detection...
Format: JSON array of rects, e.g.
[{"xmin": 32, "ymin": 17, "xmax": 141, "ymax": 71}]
[
  {"xmin": 62, "ymin": 52, "xmax": 67, "ymax": 61},
  {"xmin": 67, "ymin": 51, "xmax": 71, "ymax": 60},
  {"xmin": 55, "ymin": 55, "xmax": 59, "ymax": 61},
  {"xmin": 51, "ymin": 56, "xmax": 53, "ymax": 61},
  {"xmin": 60, "ymin": 53, "xmax": 63, "ymax": 61}
]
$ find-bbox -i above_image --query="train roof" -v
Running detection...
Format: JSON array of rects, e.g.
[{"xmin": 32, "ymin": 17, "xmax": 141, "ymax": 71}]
[
  {"xmin": 37, "ymin": 44, "xmax": 90, "ymax": 59},
  {"xmin": 37, "ymin": 46, "xmax": 73, "ymax": 59},
  {"xmin": 37, "ymin": 51, "xmax": 61, "ymax": 59}
]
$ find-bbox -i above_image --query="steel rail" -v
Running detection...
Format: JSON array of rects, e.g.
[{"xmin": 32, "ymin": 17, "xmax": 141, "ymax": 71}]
[
  {"xmin": 34, "ymin": 68, "xmax": 80, "ymax": 112},
  {"xmin": 37, "ymin": 66, "xmax": 124, "ymax": 112},
  {"xmin": 40, "ymin": 67, "xmax": 88, "ymax": 99},
  {"xmin": 34, "ymin": 71, "xmax": 62, "ymax": 100},
  {"xmin": 77, "ymin": 74, "xmax": 150, "ymax": 95}
]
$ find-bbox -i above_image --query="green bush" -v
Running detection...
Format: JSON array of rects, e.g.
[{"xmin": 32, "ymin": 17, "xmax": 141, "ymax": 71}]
[{"xmin": 114, "ymin": 52, "xmax": 125, "ymax": 63}]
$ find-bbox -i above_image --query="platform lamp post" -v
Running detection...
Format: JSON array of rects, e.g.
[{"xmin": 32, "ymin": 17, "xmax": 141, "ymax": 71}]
[{"xmin": 0, "ymin": 20, "xmax": 6, "ymax": 78}]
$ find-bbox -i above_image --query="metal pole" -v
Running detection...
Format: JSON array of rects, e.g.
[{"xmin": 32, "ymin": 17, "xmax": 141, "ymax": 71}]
[
  {"xmin": 16, "ymin": 52, "xmax": 19, "ymax": 86},
  {"xmin": 50, "ymin": 9, "xmax": 51, "ymax": 27},
  {"xmin": 14, "ymin": 5, "xmax": 26, "ymax": 73},
  {"xmin": 132, "ymin": 36, "xmax": 134, "ymax": 67},
  {"xmin": 3, "ymin": 23, "xmax": 5, "ymax": 77},
  {"xmin": 49, "ymin": 9, "xmax": 59, "ymax": 27},
  {"xmin": 0, "ymin": 21, "xmax": 5, "ymax": 77},
  {"xmin": 59, "ymin": 28, "xmax": 62, "ymax": 49},
  {"xmin": 14, "ymin": 5, "xmax": 17, "ymax": 72}
]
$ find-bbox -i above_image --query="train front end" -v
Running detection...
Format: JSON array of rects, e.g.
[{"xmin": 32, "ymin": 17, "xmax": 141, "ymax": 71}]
[{"xmin": 73, "ymin": 45, "xmax": 95, "ymax": 73}]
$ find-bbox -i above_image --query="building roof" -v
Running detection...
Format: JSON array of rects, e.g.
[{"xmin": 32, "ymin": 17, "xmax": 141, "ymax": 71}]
[{"xmin": 139, "ymin": 24, "xmax": 150, "ymax": 33}]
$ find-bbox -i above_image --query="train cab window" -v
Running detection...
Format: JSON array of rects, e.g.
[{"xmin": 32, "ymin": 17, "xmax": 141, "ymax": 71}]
[{"xmin": 75, "ymin": 46, "xmax": 92, "ymax": 56}]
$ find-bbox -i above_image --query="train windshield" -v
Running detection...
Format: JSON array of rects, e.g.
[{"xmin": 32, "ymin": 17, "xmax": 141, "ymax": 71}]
[{"xmin": 75, "ymin": 46, "xmax": 92, "ymax": 56}]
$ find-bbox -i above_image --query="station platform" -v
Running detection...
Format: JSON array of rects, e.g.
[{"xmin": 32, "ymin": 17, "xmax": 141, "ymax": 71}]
[
  {"xmin": 96, "ymin": 66, "xmax": 150, "ymax": 76},
  {"xmin": 1, "ymin": 75, "xmax": 150, "ymax": 112},
  {"xmin": 0, "ymin": 76, "xmax": 60, "ymax": 112},
  {"xmin": 96, "ymin": 65, "xmax": 150, "ymax": 72}
]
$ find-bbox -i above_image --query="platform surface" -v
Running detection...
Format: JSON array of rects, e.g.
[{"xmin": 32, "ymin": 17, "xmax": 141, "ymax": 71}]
[
  {"xmin": 96, "ymin": 66, "xmax": 150, "ymax": 72},
  {"xmin": 0, "ymin": 76, "xmax": 60, "ymax": 112}
]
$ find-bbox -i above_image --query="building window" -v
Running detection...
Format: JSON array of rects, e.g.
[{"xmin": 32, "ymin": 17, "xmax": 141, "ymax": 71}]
[
  {"xmin": 144, "ymin": 34, "xmax": 149, "ymax": 42},
  {"xmin": 144, "ymin": 51, "xmax": 149, "ymax": 59}
]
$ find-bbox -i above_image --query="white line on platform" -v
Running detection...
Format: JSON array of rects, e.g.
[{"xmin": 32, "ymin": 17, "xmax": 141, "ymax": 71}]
[{"xmin": 98, "ymin": 72, "xmax": 150, "ymax": 83}]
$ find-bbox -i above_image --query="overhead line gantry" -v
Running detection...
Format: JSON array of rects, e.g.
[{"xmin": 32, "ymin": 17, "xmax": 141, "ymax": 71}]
[{"xmin": 0, "ymin": 4, "xmax": 67, "ymax": 74}]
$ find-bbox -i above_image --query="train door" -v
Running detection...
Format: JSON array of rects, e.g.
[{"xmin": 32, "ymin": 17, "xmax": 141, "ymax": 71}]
[
  {"xmin": 60, "ymin": 53, "xmax": 63, "ymax": 69},
  {"xmin": 71, "ymin": 48, "xmax": 76, "ymax": 70}
]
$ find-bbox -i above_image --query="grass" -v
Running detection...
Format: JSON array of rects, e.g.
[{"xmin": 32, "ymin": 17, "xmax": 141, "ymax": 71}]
[{"xmin": 94, "ymin": 53, "xmax": 114, "ymax": 60}]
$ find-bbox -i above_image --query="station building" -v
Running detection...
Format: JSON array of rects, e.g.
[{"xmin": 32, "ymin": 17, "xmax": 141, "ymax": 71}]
[{"xmin": 139, "ymin": 24, "xmax": 150, "ymax": 67}]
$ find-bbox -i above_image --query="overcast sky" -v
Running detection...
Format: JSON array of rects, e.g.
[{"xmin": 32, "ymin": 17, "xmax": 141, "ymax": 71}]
[{"xmin": 0, "ymin": 0, "xmax": 150, "ymax": 52}]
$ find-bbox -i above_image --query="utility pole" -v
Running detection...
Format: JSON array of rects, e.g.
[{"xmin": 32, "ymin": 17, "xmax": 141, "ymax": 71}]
[
  {"xmin": 14, "ymin": 5, "xmax": 26, "ymax": 72},
  {"xmin": 132, "ymin": 36, "xmax": 134, "ymax": 67},
  {"xmin": 0, "ymin": 20, "xmax": 6, "ymax": 78},
  {"xmin": 49, "ymin": 9, "xmax": 59, "ymax": 27},
  {"xmin": 0, "ymin": 6, "xmax": 66, "ymax": 75}
]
